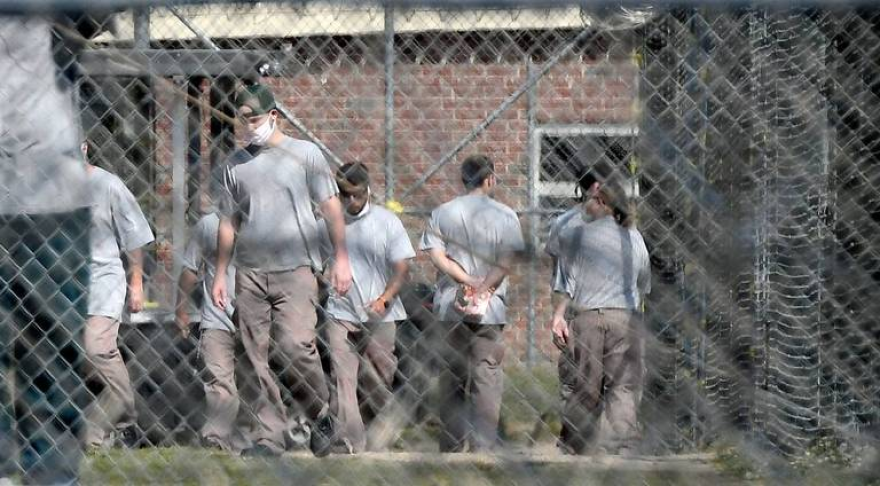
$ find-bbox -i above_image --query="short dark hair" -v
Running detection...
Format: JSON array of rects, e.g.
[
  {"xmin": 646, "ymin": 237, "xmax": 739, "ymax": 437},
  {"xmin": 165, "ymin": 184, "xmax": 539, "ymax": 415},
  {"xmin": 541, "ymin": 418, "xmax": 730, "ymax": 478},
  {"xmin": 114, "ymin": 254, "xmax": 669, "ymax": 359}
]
[
  {"xmin": 336, "ymin": 162, "xmax": 370, "ymax": 188},
  {"xmin": 461, "ymin": 155, "xmax": 495, "ymax": 190}
]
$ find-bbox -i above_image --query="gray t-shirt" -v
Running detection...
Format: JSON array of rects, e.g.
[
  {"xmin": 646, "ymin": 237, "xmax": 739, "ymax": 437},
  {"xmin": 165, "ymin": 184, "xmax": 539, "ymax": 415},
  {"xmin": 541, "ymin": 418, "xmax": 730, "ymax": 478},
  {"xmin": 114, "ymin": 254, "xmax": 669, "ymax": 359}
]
[
  {"xmin": 88, "ymin": 167, "xmax": 155, "ymax": 319},
  {"xmin": 181, "ymin": 213, "xmax": 236, "ymax": 332},
  {"xmin": 1, "ymin": 17, "xmax": 89, "ymax": 214},
  {"xmin": 546, "ymin": 207, "xmax": 592, "ymax": 291},
  {"xmin": 553, "ymin": 215, "xmax": 651, "ymax": 311},
  {"xmin": 419, "ymin": 194, "xmax": 525, "ymax": 325},
  {"xmin": 219, "ymin": 137, "xmax": 337, "ymax": 272},
  {"xmin": 320, "ymin": 204, "xmax": 416, "ymax": 323}
]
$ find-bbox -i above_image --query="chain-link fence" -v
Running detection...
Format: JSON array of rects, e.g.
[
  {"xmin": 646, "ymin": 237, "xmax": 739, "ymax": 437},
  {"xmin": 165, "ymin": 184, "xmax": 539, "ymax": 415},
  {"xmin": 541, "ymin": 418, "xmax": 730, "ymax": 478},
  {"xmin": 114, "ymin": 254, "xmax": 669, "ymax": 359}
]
[{"xmin": 2, "ymin": 1, "xmax": 880, "ymax": 484}]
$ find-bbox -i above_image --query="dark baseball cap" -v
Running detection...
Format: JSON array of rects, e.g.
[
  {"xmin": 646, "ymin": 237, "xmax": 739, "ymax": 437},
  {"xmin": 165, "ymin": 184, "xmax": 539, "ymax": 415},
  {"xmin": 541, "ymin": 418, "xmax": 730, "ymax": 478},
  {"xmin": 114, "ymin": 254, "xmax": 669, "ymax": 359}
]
[{"xmin": 234, "ymin": 84, "xmax": 276, "ymax": 116}]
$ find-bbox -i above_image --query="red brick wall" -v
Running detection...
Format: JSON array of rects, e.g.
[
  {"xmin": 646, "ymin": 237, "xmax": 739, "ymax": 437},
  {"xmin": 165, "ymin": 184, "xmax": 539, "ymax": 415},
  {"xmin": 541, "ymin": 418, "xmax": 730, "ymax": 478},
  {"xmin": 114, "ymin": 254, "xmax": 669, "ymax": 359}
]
[{"xmin": 155, "ymin": 59, "xmax": 638, "ymax": 361}]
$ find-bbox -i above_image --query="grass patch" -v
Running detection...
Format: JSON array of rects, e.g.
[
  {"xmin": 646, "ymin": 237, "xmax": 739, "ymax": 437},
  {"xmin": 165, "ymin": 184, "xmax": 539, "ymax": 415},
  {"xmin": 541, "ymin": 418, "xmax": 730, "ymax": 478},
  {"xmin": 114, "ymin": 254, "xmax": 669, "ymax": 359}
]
[
  {"xmin": 500, "ymin": 362, "xmax": 561, "ymax": 445},
  {"xmin": 81, "ymin": 447, "xmax": 734, "ymax": 486}
]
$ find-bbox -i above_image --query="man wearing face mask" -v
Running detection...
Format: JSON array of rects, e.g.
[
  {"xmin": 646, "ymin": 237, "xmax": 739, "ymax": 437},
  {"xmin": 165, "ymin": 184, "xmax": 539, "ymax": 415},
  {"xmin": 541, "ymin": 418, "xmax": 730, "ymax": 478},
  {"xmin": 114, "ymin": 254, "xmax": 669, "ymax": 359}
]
[{"xmin": 212, "ymin": 84, "xmax": 352, "ymax": 457}]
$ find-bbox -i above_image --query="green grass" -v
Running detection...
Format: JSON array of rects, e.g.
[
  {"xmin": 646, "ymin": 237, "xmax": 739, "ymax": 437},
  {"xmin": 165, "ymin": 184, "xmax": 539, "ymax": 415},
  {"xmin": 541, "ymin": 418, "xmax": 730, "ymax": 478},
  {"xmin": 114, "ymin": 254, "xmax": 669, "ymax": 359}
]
[
  {"xmin": 81, "ymin": 447, "xmax": 733, "ymax": 486},
  {"xmin": 500, "ymin": 362, "xmax": 562, "ymax": 445}
]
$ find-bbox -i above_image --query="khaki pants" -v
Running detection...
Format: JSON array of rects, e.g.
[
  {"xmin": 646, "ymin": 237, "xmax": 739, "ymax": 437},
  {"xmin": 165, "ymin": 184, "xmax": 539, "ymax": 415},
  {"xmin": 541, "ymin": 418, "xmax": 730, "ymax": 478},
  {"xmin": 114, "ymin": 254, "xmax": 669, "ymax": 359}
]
[
  {"xmin": 236, "ymin": 267, "xmax": 329, "ymax": 453},
  {"xmin": 83, "ymin": 315, "xmax": 136, "ymax": 447},
  {"xmin": 561, "ymin": 309, "xmax": 644, "ymax": 454},
  {"xmin": 199, "ymin": 329, "xmax": 258, "ymax": 453},
  {"xmin": 437, "ymin": 322, "xmax": 506, "ymax": 452},
  {"xmin": 325, "ymin": 319, "xmax": 397, "ymax": 453}
]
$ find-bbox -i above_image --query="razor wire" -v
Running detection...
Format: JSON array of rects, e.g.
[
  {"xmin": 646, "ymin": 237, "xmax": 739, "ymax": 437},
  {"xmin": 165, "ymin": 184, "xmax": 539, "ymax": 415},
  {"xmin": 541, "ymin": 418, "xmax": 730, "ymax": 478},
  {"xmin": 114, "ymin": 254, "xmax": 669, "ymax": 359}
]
[{"xmin": 1, "ymin": 1, "xmax": 880, "ymax": 484}]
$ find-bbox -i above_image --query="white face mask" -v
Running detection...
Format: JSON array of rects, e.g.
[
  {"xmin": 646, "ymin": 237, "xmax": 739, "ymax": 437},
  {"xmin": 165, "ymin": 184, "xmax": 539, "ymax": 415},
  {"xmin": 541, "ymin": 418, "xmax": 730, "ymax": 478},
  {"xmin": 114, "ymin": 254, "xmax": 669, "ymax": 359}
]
[{"xmin": 245, "ymin": 115, "xmax": 275, "ymax": 146}]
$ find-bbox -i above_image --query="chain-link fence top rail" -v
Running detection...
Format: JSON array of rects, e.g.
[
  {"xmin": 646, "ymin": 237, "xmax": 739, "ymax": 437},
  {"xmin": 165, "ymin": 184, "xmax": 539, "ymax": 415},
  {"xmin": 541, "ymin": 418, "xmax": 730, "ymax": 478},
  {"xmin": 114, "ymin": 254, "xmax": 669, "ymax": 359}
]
[{"xmin": 2, "ymin": 1, "xmax": 880, "ymax": 484}]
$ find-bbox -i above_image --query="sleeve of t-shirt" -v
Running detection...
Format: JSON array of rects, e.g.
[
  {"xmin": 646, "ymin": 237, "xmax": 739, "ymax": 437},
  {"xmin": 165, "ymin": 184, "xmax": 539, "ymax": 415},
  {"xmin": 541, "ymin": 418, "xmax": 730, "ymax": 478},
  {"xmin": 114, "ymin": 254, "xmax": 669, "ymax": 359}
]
[
  {"xmin": 111, "ymin": 180, "xmax": 154, "ymax": 252},
  {"xmin": 316, "ymin": 218, "xmax": 333, "ymax": 265},
  {"xmin": 180, "ymin": 220, "xmax": 204, "ymax": 272},
  {"xmin": 217, "ymin": 165, "xmax": 238, "ymax": 219},
  {"xmin": 387, "ymin": 215, "xmax": 417, "ymax": 263},
  {"xmin": 636, "ymin": 233, "xmax": 652, "ymax": 296},
  {"xmin": 502, "ymin": 211, "xmax": 526, "ymax": 254},
  {"xmin": 305, "ymin": 145, "xmax": 338, "ymax": 205},
  {"xmin": 552, "ymin": 259, "xmax": 575, "ymax": 298},
  {"xmin": 545, "ymin": 216, "xmax": 563, "ymax": 258},
  {"xmin": 418, "ymin": 209, "xmax": 445, "ymax": 252}
]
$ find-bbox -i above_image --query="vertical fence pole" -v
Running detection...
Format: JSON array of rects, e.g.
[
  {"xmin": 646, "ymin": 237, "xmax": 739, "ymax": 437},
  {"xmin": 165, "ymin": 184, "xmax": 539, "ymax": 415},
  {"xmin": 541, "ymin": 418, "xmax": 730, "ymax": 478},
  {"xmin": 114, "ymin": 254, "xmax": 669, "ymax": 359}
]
[
  {"xmin": 186, "ymin": 78, "xmax": 203, "ymax": 220},
  {"xmin": 134, "ymin": 7, "xmax": 150, "ymax": 50},
  {"xmin": 525, "ymin": 59, "xmax": 538, "ymax": 367},
  {"xmin": 172, "ymin": 79, "xmax": 187, "ymax": 283},
  {"xmin": 384, "ymin": 6, "xmax": 396, "ymax": 201}
]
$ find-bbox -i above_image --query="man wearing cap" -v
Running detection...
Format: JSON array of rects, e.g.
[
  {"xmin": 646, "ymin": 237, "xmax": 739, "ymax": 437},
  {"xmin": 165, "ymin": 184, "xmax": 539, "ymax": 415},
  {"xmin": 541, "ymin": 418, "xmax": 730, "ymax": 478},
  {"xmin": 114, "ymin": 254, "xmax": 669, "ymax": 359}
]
[
  {"xmin": 81, "ymin": 141, "xmax": 155, "ymax": 450},
  {"xmin": 212, "ymin": 84, "xmax": 352, "ymax": 457},
  {"xmin": 420, "ymin": 154, "xmax": 525, "ymax": 452},
  {"xmin": 319, "ymin": 163, "xmax": 415, "ymax": 454}
]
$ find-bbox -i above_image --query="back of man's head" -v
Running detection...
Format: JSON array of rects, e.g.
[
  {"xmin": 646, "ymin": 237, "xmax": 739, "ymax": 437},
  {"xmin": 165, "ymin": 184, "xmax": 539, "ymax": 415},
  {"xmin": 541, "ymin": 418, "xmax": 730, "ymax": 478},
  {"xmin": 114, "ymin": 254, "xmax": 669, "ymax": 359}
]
[
  {"xmin": 461, "ymin": 155, "xmax": 495, "ymax": 190},
  {"xmin": 336, "ymin": 162, "xmax": 370, "ymax": 189}
]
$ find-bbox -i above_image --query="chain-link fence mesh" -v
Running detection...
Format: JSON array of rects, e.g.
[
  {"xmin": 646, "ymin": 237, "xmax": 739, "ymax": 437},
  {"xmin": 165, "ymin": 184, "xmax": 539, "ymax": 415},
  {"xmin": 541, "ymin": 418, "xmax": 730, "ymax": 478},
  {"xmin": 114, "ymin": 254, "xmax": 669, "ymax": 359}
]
[{"xmin": 2, "ymin": 1, "xmax": 880, "ymax": 484}]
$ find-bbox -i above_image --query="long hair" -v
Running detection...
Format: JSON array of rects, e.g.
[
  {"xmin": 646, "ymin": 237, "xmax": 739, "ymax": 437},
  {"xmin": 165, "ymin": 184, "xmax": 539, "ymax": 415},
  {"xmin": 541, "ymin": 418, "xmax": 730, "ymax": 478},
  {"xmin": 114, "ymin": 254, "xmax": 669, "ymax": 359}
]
[{"xmin": 596, "ymin": 175, "xmax": 637, "ymax": 228}]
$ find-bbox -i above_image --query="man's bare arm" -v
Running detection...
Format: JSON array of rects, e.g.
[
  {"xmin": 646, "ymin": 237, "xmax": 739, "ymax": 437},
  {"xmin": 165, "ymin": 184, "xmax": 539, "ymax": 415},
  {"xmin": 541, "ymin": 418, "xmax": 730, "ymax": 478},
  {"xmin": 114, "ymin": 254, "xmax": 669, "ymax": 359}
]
[
  {"xmin": 127, "ymin": 248, "xmax": 145, "ymax": 313},
  {"xmin": 319, "ymin": 196, "xmax": 353, "ymax": 295}
]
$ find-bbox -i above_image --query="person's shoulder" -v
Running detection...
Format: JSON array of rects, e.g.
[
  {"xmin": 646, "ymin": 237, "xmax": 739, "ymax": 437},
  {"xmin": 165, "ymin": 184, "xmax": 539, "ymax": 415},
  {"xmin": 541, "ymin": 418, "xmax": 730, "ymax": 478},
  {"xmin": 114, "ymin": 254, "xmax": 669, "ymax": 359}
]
[
  {"xmin": 279, "ymin": 136, "xmax": 323, "ymax": 159},
  {"xmin": 432, "ymin": 197, "xmax": 460, "ymax": 216},
  {"xmin": 486, "ymin": 197, "xmax": 518, "ymax": 220},
  {"xmin": 227, "ymin": 148, "xmax": 257, "ymax": 168},
  {"xmin": 93, "ymin": 167, "xmax": 127, "ymax": 190},
  {"xmin": 629, "ymin": 226, "xmax": 648, "ymax": 245},
  {"xmin": 372, "ymin": 205, "xmax": 406, "ymax": 227}
]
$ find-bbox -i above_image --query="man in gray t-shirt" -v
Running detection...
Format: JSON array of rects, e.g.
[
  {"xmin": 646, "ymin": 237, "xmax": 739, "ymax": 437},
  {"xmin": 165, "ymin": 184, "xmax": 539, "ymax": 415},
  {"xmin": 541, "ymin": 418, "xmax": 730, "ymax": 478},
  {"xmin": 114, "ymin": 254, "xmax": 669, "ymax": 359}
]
[
  {"xmin": 419, "ymin": 155, "xmax": 524, "ymax": 452},
  {"xmin": 318, "ymin": 163, "xmax": 415, "ymax": 453},
  {"xmin": 549, "ymin": 176, "xmax": 650, "ymax": 455},
  {"xmin": 82, "ymin": 150, "xmax": 155, "ymax": 449},
  {"xmin": 176, "ymin": 211, "xmax": 247, "ymax": 452},
  {"xmin": 544, "ymin": 172, "xmax": 597, "ymax": 452},
  {"xmin": 212, "ymin": 84, "xmax": 352, "ymax": 457}
]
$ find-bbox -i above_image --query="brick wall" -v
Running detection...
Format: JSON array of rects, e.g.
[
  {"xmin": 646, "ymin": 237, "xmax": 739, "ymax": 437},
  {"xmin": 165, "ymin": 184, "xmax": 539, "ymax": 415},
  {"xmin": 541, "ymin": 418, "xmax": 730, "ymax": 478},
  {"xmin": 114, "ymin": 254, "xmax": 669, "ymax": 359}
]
[{"xmin": 153, "ymin": 59, "xmax": 638, "ymax": 361}]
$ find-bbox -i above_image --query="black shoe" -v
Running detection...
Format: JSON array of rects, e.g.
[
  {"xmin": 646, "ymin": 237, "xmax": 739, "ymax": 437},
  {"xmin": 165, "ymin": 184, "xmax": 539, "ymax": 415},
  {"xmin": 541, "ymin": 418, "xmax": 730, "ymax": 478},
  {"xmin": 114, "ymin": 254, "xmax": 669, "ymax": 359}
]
[
  {"xmin": 116, "ymin": 426, "xmax": 141, "ymax": 449},
  {"xmin": 309, "ymin": 415, "xmax": 336, "ymax": 458},
  {"xmin": 242, "ymin": 444, "xmax": 282, "ymax": 458},
  {"xmin": 200, "ymin": 436, "xmax": 226, "ymax": 451}
]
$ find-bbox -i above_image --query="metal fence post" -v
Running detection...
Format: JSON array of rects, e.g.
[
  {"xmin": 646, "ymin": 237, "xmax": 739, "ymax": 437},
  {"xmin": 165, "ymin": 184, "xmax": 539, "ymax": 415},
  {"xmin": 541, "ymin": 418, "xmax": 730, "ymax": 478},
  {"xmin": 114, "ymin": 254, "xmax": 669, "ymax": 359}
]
[
  {"xmin": 172, "ymin": 78, "xmax": 187, "ymax": 282},
  {"xmin": 134, "ymin": 7, "xmax": 150, "ymax": 50},
  {"xmin": 384, "ymin": 6, "xmax": 396, "ymax": 201},
  {"xmin": 525, "ymin": 59, "xmax": 538, "ymax": 366}
]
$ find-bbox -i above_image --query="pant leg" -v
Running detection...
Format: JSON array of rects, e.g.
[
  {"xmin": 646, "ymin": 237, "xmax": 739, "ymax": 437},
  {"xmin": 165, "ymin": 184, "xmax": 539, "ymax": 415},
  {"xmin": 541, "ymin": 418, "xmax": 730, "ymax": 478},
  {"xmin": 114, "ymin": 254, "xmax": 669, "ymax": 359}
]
[
  {"xmin": 600, "ymin": 311, "xmax": 644, "ymax": 451},
  {"xmin": 231, "ymin": 328, "xmax": 260, "ymax": 452},
  {"xmin": 437, "ymin": 321, "xmax": 471, "ymax": 452},
  {"xmin": 83, "ymin": 315, "xmax": 136, "ymax": 447},
  {"xmin": 1, "ymin": 209, "xmax": 89, "ymax": 484},
  {"xmin": 325, "ymin": 318, "xmax": 364, "ymax": 452},
  {"xmin": 199, "ymin": 329, "xmax": 240, "ymax": 451},
  {"xmin": 557, "ymin": 344, "xmax": 577, "ymax": 451},
  {"xmin": 269, "ymin": 268, "xmax": 328, "ymax": 423},
  {"xmin": 358, "ymin": 322, "xmax": 397, "ymax": 419},
  {"xmin": 467, "ymin": 324, "xmax": 506, "ymax": 452},
  {"xmin": 561, "ymin": 311, "xmax": 606, "ymax": 454},
  {"xmin": 236, "ymin": 270, "xmax": 287, "ymax": 452}
]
